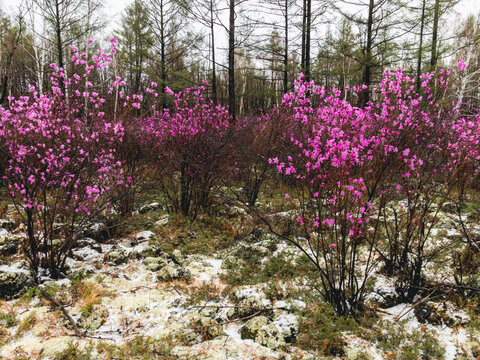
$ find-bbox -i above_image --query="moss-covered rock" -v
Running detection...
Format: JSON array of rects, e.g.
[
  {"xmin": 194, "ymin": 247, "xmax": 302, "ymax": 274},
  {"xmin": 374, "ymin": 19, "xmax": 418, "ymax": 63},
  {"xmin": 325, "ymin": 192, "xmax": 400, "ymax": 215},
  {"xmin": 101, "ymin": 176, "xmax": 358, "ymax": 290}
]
[
  {"xmin": 139, "ymin": 202, "xmax": 161, "ymax": 214},
  {"xmin": 414, "ymin": 301, "xmax": 470, "ymax": 326},
  {"xmin": 154, "ymin": 215, "xmax": 169, "ymax": 227},
  {"xmin": 0, "ymin": 219, "xmax": 15, "ymax": 231},
  {"xmin": 273, "ymin": 312, "xmax": 299, "ymax": 343},
  {"xmin": 0, "ymin": 234, "xmax": 18, "ymax": 256},
  {"xmin": 104, "ymin": 246, "xmax": 129, "ymax": 265},
  {"xmin": 193, "ymin": 315, "xmax": 224, "ymax": 340},
  {"xmin": 240, "ymin": 316, "xmax": 285, "ymax": 350},
  {"xmin": 78, "ymin": 304, "xmax": 109, "ymax": 331},
  {"xmin": 221, "ymin": 255, "xmax": 237, "ymax": 269},
  {"xmin": 222, "ymin": 241, "xmax": 269, "ymax": 261},
  {"xmin": 227, "ymin": 296, "xmax": 271, "ymax": 320},
  {"xmin": 0, "ymin": 264, "xmax": 35, "ymax": 299},
  {"xmin": 143, "ymin": 256, "xmax": 168, "ymax": 271},
  {"xmin": 157, "ymin": 264, "xmax": 191, "ymax": 282},
  {"xmin": 83, "ymin": 222, "xmax": 110, "ymax": 242},
  {"xmin": 171, "ymin": 249, "xmax": 184, "ymax": 265},
  {"xmin": 134, "ymin": 230, "xmax": 155, "ymax": 243}
]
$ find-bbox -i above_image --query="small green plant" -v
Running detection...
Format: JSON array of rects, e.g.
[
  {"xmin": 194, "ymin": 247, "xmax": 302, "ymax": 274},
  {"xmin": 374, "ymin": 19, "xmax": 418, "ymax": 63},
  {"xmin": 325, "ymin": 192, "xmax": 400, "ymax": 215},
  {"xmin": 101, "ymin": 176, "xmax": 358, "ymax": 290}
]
[
  {"xmin": 15, "ymin": 311, "xmax": 36, "ymax": 337},
  {"xmin": 17, "ymin": 288, "xmax": 39, "ymax": 306},
  {"xmin": 94, "ymin": 335, "xmax": 177, "ymax": 359},
  {"xmin": 54, "ymin": 341, "xmax": 94, "ymax": 360},
  {"xmin": 154, "ymin": 213, "xmax": 241, "ymax": 256},
  {"xmin": 297, "ymin": 301, "xmax": 357, "ymax": 356},
  {"xmin": 185, "ymin": 282, "xmax": 222, "ymax": 306},
  {"xmin": 376, "ymin": 321, "xmax": 445, "ymax": 360},
  {"xmin": 0, "ymin": 311, "xmax": 17, "ymax": 328}
]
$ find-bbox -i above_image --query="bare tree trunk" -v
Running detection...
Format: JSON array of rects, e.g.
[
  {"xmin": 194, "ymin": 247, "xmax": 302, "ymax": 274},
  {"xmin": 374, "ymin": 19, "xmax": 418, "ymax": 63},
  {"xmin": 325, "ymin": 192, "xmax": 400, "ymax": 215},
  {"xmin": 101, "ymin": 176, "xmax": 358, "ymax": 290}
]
[
  {"xmin": 161, "ymin": 0, "xmax": 167, "ymax": 109},
  {"xmin": 283, "ymin": 0, "xmax": 288, "ymax": 93},
  {"xmin": 54, "ymin": 0, "xmax": 66, "ymax": 96},
  {"xmin": 29, "ymin": 3, "xmax": 46, "ymax": 94},
  {"xmin": 416, "ymin": 0, "xmax": 426, "ymax": 92},
  {"xmin": 305, "ymin": 0, "xmax": 311, "ymax": 81},
  {"xmin": 430, "ymin": 0, "xmax": 440, "ymax": 69},
  {"xmin": 228, "ymin": 0, "xmax": 236, "ymax": 123},
  {"xmin": 301, "ymin": 0, "xmax": 306, "ymax": 73},
  {"xmin": 210, "ymin": 0, "xmax": 217, "ymax": 104},
  {"xmin": 456, "ymin": 16, "xmax": 479, "ymax": 107},
  {"xmin": 362, "ymin": 0, "xmax": 374, "ymax": 106}
]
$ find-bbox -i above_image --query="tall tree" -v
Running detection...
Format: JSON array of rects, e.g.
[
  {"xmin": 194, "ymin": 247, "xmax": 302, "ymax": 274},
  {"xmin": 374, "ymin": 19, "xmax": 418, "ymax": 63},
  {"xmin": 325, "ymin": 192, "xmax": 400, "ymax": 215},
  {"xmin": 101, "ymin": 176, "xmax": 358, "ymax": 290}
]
[
  {"xmin": 416, "ymin": 0, "xmax": 427, "ymax": 91},
  {"xmin": 179, "ymin": 0, "xmax": 220, "ymax": 103},
  {"xmin": 228, "ymin": 0, "xmax": 236, "ymax": 122},
  {"xmin": 429, "ymin": 0, "xmax": 460, "ymax": 70},
  {"xmin": 148, "ymin": 0, "xmax": 196, "ymax": 107},
  {"xmin": 34, "ymin": 0, "xmax": 102, "ymax": 71},
  {"xmin": 304, "ymin": 0, "xmax": 311, "ymax": 80},
  {"xmin": 430, "ymin": 0, "xmax": 440, "ymax": 68},
  {"xmin": 117, "ymin": 0, "xmax": 154, "ymax": 95},
  {"xmin": 336, "ymin": 0, "xmax": 412, "ymax": 105},
  {"xmin": 0, "ymin": 9, "xmax": 26, "ymax": 105},
  {"xmin": 453, "ymin": 13, "xmax": 480, "ymax": 110}
]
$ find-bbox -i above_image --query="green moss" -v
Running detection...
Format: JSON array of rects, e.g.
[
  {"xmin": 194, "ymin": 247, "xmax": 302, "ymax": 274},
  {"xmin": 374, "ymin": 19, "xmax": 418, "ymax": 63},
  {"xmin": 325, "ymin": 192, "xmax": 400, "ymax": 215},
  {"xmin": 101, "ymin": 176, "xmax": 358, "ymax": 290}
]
[{"xmin": 376, "ymin": 321, "xmax": 445, "ymax": 360}]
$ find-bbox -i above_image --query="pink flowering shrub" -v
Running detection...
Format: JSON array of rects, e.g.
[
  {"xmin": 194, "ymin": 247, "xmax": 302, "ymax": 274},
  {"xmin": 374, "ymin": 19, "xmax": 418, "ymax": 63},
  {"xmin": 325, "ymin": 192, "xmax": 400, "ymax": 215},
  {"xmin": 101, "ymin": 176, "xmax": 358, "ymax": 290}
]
[
  {"xmin": 0, "ymin": 44, "xmax": 124, "ymax": 278},
  {"xmin": 152, "ymin": 85, "xmax": 233, "ymax": 217},
  {"xmin": 268, "ymin": 69, "xmax": 480, "ymax": 314}
]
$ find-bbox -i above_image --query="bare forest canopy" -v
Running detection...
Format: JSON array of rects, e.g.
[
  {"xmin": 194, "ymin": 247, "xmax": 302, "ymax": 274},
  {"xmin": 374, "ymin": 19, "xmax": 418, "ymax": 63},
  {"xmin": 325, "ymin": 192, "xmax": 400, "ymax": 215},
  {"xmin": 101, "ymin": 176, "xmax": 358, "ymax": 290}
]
[{"xmin": 0, "ymin": 0, "xmax": 479, "ymax": 113}]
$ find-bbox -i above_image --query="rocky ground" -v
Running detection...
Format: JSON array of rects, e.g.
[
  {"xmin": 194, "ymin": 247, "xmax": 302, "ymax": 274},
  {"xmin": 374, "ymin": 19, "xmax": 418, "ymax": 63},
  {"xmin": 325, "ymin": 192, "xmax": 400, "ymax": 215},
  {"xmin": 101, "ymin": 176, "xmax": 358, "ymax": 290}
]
[{"xmin": 0, "ymin": 203, "xmax": 479, "ymax": 360}]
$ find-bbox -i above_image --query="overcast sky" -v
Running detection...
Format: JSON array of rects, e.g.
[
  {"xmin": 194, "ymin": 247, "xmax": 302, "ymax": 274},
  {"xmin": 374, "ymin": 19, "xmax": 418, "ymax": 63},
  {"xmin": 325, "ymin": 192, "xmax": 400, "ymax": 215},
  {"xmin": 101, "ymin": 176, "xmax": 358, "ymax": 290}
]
[
  {"xmin": 3, "ymin": 0, "xmax": 480, "ymax": 29},
  {"xmin": 2, "ymin": 0, "xmax": 480, "ymax": 65}
]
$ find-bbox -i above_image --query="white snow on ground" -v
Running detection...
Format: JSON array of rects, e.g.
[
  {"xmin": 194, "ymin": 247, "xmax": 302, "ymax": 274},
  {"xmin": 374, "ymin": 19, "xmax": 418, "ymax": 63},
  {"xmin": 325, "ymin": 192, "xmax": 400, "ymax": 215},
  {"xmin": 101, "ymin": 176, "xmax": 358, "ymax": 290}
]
[
  {"xmin": 383, "ymin": 304, "xmax": 469, "ymax": 360},
  {"xmin": 273, "ymin": 313, "xmax": 298, "ymax": 335},
  {"xmin": 72, "ymin": 246, "xmax": 101, "ymax": 262},
  {"xmin": 344, "ymin": 334, "xmax": 384, "ymax": 360},
  {"xmin": 196, "ymin": 258, "xmax": 223, "ymax": 282},
  {"xmin": 134, "ymin": 230, "xmax": 155, "ymax": 242},
  {"xmin": 224, "ymin": 322, "xmax": 243, "ymax": 341},
  {"xmin": 0, "ymin": 263, "xmax": 29, "ymax": 274},
  {"xmin": 234, "ymin": 287, "xmax": 265, "ymax": 301}
]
